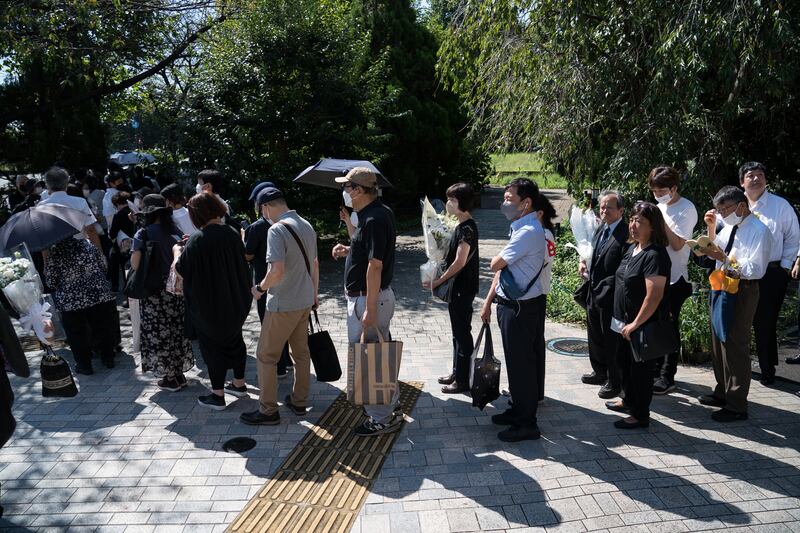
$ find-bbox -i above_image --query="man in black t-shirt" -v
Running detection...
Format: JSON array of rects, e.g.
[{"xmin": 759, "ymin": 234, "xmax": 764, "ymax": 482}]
[{"xmin": 331, "ymin": 168, "xmax": 399, "ymax": 437}]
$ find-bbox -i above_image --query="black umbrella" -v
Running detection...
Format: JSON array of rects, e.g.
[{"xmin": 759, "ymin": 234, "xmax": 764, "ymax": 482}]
[
  {"xmin": 293, "ymin": 158, "xmax": 392, "ymax": 189},
  {"xmin": 0, "ymin": 204, "xmax": 85, "ymax": 252}
]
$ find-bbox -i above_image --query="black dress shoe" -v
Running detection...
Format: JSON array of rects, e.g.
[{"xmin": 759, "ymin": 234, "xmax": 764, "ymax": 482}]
[
  {"xmin": 240, "ymin": 410, "xmax": 280, "ymax": 425},
  {"xmin": 438, "ymin": 373, "xmax": 455, "ymax": 385},
  {"xmin": 597, "ymin": 382, "xmax": 620, "ymax": 399},
  {"xmin": 760, "ymin": 375, "xmax": 776, "ymax": 386},
  {"xmin": 284, "ymin": 394, "xmax": 308, "ymax": 416},
  {"xmin": 786, "ymin": 355, "xmax": 800, "ymax": 365},
  {"xmin": 491, "ymin": 409, "xmax": 515, "ymax": 426},
  {"xmin": 605, "ymin": 401, "xmax": 630, "ymax": 413},
  {"xmin": 498, "ymin": 425, "xmax": 541, "ymax": 442},
  {"xmin": 75, "ymin": 364, "xmax": 94, "ymax": 375},
  {"xmin": 614, "ymin": 418, "xmax": 649, "ymax": 429},
  {"xmin": 711, "ymin": 408, "xmax": 748, "ymax": 422},
  {"xmin": 441, "ymin": 383, "xmax": 470, "ymax": 394},
  {"xmin": 102, "ymin": 355, "xmax": 115, "ymax": 369},
  {"xmin": 581, "ymin": 372, "xmax": 607, "ymax": 385},
  {"xmin": 698, "ymin": 394, "xmax": 726, "ymax": 407}
]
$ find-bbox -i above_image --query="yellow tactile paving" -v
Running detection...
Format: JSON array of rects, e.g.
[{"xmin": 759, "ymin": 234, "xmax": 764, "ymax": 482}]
[{"xmin": 227, "ymin": 381, "xmax": 423, "ymax": 533}]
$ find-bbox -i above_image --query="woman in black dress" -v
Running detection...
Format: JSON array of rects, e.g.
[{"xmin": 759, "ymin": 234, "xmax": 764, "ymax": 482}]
[
  {"xmin": 131, "ymin": 194, "xmax": 194, "ymax": 391},
  {"xmin": 606, "ymin": 202, "xmax": 671, "ymax": 429},
  {"xmin": 424, "ymin": 183, "xmax": 479, "ymax": 394},
  {"xmin": 175, "ymin": 192, "xmax": 252, "ymax": 410}
]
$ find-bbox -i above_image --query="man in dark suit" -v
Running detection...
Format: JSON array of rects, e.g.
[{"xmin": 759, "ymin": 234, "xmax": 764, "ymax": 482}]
[{"xmin": 580, "ymin": 190, "xmax": 629, "ymax": 398}]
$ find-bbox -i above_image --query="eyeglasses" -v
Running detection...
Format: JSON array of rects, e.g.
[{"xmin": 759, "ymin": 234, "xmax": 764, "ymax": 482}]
[
  {"xmin": 341, "ymin": 183, "xmax": 355, "ymax": 191},
  {"xmin": 716, "ymin": 203, "xmax": 739, "ymax": 216}
]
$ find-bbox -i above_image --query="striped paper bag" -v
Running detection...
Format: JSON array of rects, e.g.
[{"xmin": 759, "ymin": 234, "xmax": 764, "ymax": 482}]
[{"xmin": 347, "ymin": 328, "xmax": 403, "ymax": 406}]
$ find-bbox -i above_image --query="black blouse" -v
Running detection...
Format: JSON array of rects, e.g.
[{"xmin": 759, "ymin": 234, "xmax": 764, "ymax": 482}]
[
  {"xmin": 445, "ymin": 219, "xmax": 479, "ymax": 297},
  {"xmin": 613, "ymin": 244, "xmax": 671, "ymax": 325}
]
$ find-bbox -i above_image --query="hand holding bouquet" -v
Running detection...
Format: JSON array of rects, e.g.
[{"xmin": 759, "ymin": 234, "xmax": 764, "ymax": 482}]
[{"xmin": 419, "ymin": 197, "xmax": 457, "ymax": 289}]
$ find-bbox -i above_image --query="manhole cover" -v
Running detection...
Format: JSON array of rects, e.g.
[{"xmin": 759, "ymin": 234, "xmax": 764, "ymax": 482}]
[
  {"xmin": 548, "ymin": 337, "xmax": 589, "ymax": 357},
  {"xmin": 223, "ymin": 437, "xmax": 256, "ymax": 454}
]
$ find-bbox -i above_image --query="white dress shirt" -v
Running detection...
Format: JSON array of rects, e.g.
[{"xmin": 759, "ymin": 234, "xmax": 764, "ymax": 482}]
[
  {"xmin": 748, "ymin": 191, "xmax": 800, "ymax": 269},
  {"xmin": 496, "ymin": 212, "xmax": 546, "ymax": 300},
  {"xmin": 658, "ymin": 196, "xmax": 697, "ymax": 284},
  {"xmin": 39, "ymin": 191, "xmax": 97, "ymax": 240},
  {"xmin": 713, "ymin": 214, "xmax": 772, "ymax": 280}
]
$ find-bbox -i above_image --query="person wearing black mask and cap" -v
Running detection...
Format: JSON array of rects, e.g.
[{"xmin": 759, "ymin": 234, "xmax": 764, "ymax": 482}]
[{"xmin": 244, "ymin": 181, "xmax": 292, "ymax": 378}]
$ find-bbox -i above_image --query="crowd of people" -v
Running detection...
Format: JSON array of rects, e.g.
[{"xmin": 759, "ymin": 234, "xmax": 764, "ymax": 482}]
[{"xmin": 3, "ymin": 158, "xmax": 798, "ymax": 443}]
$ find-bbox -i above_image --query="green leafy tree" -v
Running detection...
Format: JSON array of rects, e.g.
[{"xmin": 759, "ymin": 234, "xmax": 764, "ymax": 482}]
[{"xmin": 438, "ymin": 1, "xmax": 800, "ymax": 202}]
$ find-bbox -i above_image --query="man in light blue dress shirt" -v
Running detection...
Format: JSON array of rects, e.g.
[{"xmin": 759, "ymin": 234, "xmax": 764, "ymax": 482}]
[{"xmin": 480, "ymin": 178, "xmax": 546, "ymax": 442}]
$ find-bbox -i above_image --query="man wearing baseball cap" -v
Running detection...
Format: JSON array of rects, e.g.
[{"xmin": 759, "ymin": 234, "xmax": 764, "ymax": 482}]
[
  {"xmin": 332, "ymin": 167, "xmax": 399, "ymax": 437},
  {"xmin": 240, "ymin": 186, "xmax": 319, "ymax": 426},
  {"xmin": 244, "ymin": 182, "xmax": 292, "ymax": 379}
]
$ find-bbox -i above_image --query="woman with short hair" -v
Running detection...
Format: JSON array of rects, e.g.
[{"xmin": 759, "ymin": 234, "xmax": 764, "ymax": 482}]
[
  {"xmin": 606, "ymin": 202, "xmax": 671, "ymax": 429},
  {"xmin": 426, "ymin": 183, "xmax": 479, "ymax": 394},
  {"xmin": 175, "ymin": 192, "xmax": 252, "ymax": 410}
]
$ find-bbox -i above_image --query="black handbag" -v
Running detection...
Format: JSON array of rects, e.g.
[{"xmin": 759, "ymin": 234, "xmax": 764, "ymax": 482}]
[
  {"xmin": 40, "ymin": 346, "xmax": 78, "ymax": 397},
  {"xmin": 308, "ymin": 310, "xmax": 341, "ymax": 382},
  {"xmin": 123, "ymin": 231, "xmax": 162, "ymax": 299},
  {"xmin": 470, "ymin": 323, "xmax": 501, "ymax": 410},
  {"xmin": 629, "ymin": 317, "xmax": 679, "ymax": 362},
  {"xmin": 573, "ymin": 279, "xmax": 590, "ymax": 310},
  {"xmin": 433, "ymin": 248, "xmax": 477, "ymax": 303}
]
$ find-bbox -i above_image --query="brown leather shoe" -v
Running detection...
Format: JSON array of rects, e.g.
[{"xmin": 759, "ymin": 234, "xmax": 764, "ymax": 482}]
[{"xmin": 437, "ymin": 373, "xmax": 455, "ymax": 385}]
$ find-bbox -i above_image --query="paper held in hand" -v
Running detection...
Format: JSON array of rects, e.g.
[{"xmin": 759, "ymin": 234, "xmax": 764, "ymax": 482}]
[{"xmin": 686, "ymin": 235, "xmax": 722, "ymax": 257}]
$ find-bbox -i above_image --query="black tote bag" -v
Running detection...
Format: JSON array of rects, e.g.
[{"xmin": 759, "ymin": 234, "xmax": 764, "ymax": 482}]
[
  {"xmin": 123, "ymin": 237, "xmax": 162, "ymax": 300},
  {"xmin": 629, "ymin": 317, "xmax": 679, "ymax": 362},
  {"xmin": 470, "ymin": 323, "xmax": 501, "ymax": 410},
  {"xmin": 308, "ymin": 310, "xmax": 341, "ymax": 382}
]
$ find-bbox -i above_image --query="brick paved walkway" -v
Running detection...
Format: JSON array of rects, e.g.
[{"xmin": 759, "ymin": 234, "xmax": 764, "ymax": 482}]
[{"xmin": 2, "ymin": 194, "xmax": 800, "ymax": 533}]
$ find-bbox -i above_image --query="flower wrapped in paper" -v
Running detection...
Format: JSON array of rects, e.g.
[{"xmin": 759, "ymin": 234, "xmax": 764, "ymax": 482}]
[
  {"xmin": 564, "ymin": 205, "xmax": 600, "ymax": 269},
  {"xmin": 709, "ymin": 255, "xmax": 742, "ymax": 343},
  {"xmin": 419, "ymin": 197, "xmax": 457, "ymax": 287}
]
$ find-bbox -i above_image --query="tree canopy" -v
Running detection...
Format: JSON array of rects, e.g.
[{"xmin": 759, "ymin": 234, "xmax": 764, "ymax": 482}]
[{"xmin": 438, "ymin": 1, "xmax": 800, "ymax": 201}]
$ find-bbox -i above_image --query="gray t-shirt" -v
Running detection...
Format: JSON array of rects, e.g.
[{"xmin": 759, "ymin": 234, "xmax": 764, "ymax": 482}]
[{"xmin": 265, "ymin": 210, "xmax": 317, "ymax": 312}]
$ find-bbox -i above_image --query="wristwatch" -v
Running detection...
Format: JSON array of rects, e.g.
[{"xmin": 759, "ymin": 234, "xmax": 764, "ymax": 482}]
[{"xmin": 255, "ymin": 284, "xmax": 266, "ymax": 293}]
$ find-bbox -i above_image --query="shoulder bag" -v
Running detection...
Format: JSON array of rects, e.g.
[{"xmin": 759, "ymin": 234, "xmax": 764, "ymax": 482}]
[
  {"xmin": 124, "ymin": 229, "xmax": 163, "ymax": 299},
  {"xmin": 433, "ymin": 246, "xmax": 477, "ymax": 303}
]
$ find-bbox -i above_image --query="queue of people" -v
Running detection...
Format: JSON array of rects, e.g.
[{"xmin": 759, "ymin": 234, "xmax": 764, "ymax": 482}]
[{"xmin": 6, "ymin": 157, "xmax": 798, "ymax": 446}]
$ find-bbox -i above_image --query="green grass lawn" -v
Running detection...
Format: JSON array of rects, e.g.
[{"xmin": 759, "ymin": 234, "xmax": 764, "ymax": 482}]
[{"xmin": 489, "ymin": 152, "xmax": 568, "ymax": 189}]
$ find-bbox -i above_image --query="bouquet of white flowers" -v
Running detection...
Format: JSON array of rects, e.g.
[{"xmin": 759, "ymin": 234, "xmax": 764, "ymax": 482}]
[
  {"xmin": 564, "ymin": 205, "xmax": 600, "ymax": 270},
  {"xmin": 0, "ymin": 245, "xmax": 53, "ymax": 344},
  {"xmin": 419, "ymin": 197, "xmax": 458, "ymax": 288}
]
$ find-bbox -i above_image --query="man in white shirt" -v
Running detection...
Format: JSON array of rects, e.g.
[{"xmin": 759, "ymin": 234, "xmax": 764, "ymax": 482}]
[
  {"xmin": 161, "ymin": 183, "xmax": 198, "ymax": 237},
  {"xmin": 700, "ymin": 186, "xmax": 771, "ymax": 422},
  {"xmin": 740, "ymin": 162, "xmax": 800, "ymax": 385},
  {"xmin": 649, "ymin": 166, "xmax": 698, "ymax": 394},
  {"xmin": 102, "ymin": 172, "xmax": 125, "ymax": 227},
  {"xmin": 39, "ymin": 166, "xmax": 103, "ymax": 252}
]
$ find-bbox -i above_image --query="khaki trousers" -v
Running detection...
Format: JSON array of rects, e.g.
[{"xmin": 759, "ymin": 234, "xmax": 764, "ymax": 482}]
[
  {"xmin": 257, "ymin": 307, "xmax": 311, "ymax": 415},
  {"xmin": 710, "ymin": 281, "xmax": 759, "ymax": 414}
]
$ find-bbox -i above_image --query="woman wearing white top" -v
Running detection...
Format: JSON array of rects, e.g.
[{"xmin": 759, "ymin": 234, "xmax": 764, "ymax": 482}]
[{"xmin": 647, "ymin": 166, "xmax": 697, "ymax": 394}]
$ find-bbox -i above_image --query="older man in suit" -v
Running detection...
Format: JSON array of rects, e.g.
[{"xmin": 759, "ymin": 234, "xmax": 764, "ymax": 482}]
[{"xmin": 580, "ymin": 190, "xmax": 629, "ymax": 398}]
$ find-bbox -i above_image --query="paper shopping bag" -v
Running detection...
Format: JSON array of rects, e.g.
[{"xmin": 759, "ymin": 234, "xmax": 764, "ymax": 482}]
[{"xmin": 347, "ymin": 327, "xmax": 403, "ymax": 406}]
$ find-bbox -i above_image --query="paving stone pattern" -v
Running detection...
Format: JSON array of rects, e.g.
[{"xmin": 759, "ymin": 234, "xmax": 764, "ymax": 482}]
[{"xmin": 2, "ymin": 190, "xmax": 800, "ymax": 533}]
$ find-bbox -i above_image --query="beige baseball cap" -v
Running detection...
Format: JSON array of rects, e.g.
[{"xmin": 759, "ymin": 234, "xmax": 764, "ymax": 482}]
[{"xmin": 334, "ymin": 167, "xmax": 377, "ymax": 188}]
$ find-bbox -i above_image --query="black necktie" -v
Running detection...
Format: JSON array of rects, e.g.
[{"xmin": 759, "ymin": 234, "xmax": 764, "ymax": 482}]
[
  {"xmin": 724, "ymin": 224, "xmax": 738, "ymax": 254},
  {"xmin": 598, "ymin": 226, "xmax": 611, "ymax": 249}
]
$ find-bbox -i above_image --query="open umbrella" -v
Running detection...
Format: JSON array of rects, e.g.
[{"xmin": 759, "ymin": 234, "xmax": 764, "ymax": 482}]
[
  {"xmin": 293, "ymin": 158, "xmax": 392, "ymax": 189},
  {"xmin": 109, "ymin": 151, "xmax": 156, "ymax": 166},
  {"xmin": 0, "ymin": 204, "xmax": 85, "ymax": 252}
]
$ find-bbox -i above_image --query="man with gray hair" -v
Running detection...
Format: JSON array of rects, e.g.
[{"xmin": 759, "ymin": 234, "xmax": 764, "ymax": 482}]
[
  {"xmin": 580, "ymin": 190, "xmax": 628, "ymax": 399},
  {"xmin": 39, "ymin": 166, "xmax": 102, "ymax": 252},
  {"xmin": 699, "ymin": 185, "xmax": 771, "ymax": 422}
]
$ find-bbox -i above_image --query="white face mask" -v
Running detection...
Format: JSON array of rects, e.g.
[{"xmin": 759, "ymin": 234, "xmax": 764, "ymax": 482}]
[
  {"xmin": 445, "ymin": 199, "xmax": 458, "ymax": 215},
  {"xmin": 342, "ymin": 190, "xmax": 353, "ymax": 208},
  {"xmin": 654, "ymin": 192, "xmax": 672, "ymax": 205},
  {"xmin": 82, "ymin": 189, "xmax": 90, "ymax": 198},
  {"xmin": 195, "ymin": 183, "xmax": 203, "ymax": 194},
  {"xmin": 722, "ymin": 210, "xmax": 742, "ymax": 227}
]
